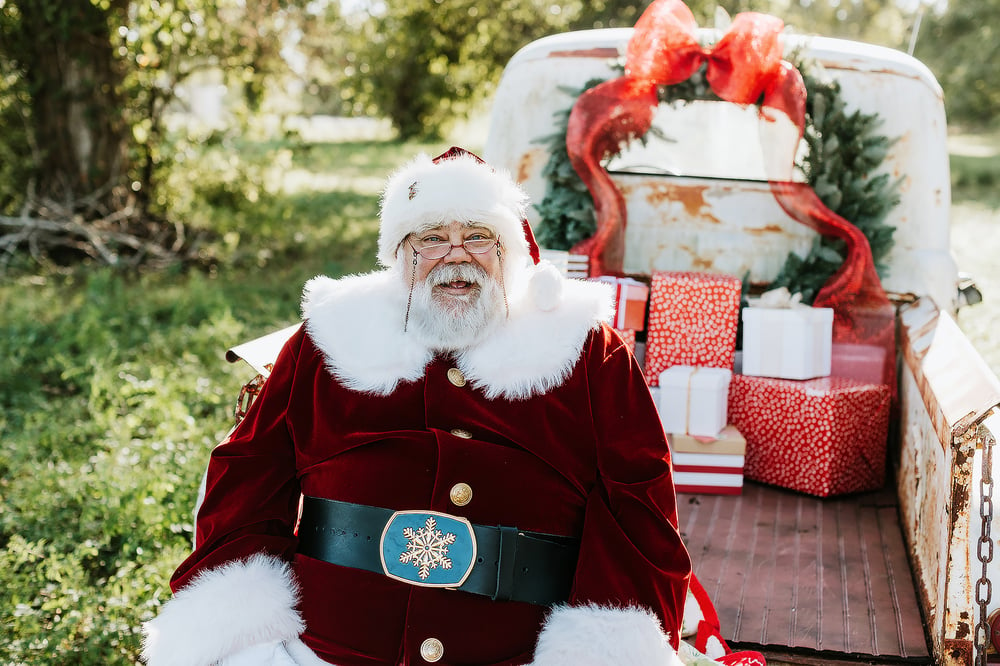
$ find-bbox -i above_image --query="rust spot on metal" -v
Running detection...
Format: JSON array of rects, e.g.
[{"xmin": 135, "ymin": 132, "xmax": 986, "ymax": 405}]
[
  {"xmin": 943, "ymin": 638, "xmax": 973, "ymax": 665},
  {"xmin": 955, "ymin": 612, "xmax": 971, "ymax": 640},
  {"xmin": 821, "ymin": 62, "xmax": 940, "ymax": 92},
  {"xmin": 745, "ymin": 224, "xmax": 786, "ymax": 236},
  {"xmin": 516, "ymin": 151, "xmax": 539, "ymax": 184},
  {"xmin": 951, "ymin": 411, "xmax": 980, "ymax": 439},
  {"xmin": 953, "ymin": 441, "xmax": 974, "ymax": 468},
  {"xmin": 691, "ymin": 256, "xmax": 715, "ymax": 270},
  {"xmin": 642, "ymin": 182, "xmax": 719, "ymax": 222},
  {"xmin": 888, "ymin": 292, "xmax": 919, "ymax": 305},
  {"xmin": 952, "ymin": 469, "xmax": 971, "ymax": 511},
  {"xmin": 548, "ymin": 48, "xmax": 620, "ymax": 59}
]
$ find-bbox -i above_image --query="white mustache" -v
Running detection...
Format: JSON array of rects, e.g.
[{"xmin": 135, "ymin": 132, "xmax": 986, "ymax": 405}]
[{"xmin": 428, "ymin": 262, "xmax": 488, "ymax": 286}]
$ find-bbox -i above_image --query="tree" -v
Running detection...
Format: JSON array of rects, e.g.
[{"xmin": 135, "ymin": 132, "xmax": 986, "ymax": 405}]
[
  {"xmin": 705, "ymin": 0, "xmax": 913, "ymax": 47},
  {"xmin": 0, "ymin": 0, "xmax": 138, "ymax": 266},
  {"xmin": 0, "ymin": 0, "xmax": 330, "ymax": 269},
  {"xmin": 915, "ymin": 0, "xmax": 1000, "ymax": 128},
  {"xmin": 339, "ymin": 1, "xmax": 649, "ymax": 140}
]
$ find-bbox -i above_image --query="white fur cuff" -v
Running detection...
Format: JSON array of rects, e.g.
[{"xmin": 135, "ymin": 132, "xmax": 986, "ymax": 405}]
[
  {"xmin": 142, "ymin": 553, "xmax": 305, "ymax": 666},
  {"xmin": 529, "ymin": 604, "xmax": 684, "ymax": 666}
]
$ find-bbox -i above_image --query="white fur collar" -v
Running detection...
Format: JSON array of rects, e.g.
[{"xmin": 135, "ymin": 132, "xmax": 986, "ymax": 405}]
[{"xmin": 301, "ymin": 266, "xmax": 613, "ymax": 401}]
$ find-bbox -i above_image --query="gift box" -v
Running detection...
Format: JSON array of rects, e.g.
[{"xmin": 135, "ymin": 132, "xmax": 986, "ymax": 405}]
[
  {"xmin": 615, "ymin": 328, "xmax": 637, "ymax": 354},
  {"xmin": 831, "ymin": 342, "xmax": 888, "ymax": 385},
  {"xmin": 741, "ymin": 304, "xmax": 833, "ymax": 380},
  {"xmin": 669, "ymin": 425, "xmax": 746, "ymax": 495},
  {"xmin": 658, "ymin": 366, "xmax": 732, "ymax": 439},
  {"xmin": 727, "ymin": 374, "xmax": 891, "ymax": 497},
  {"xmin": 644, "ymin": 271, "xmax": 741, "ymax": 386},
  {"xmin": 590, "ymin": 276, "xmax": 650, "ymax": 331}
]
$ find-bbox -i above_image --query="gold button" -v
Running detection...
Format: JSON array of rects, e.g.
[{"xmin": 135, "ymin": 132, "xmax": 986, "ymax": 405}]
[
  {"xmin": 447, "ymin": 367, "xmax": 466, "ymax": 387},
  {"xmin": 450, "ymin": 428, "xmax": 472, "ymax": 439},
  {"xmin": 449, "ymin": 482, "xmax": 473, "ymax": 507},
  {"xmin": 420, "ymin": 637, "xmax": 444, "ymax": 662}
]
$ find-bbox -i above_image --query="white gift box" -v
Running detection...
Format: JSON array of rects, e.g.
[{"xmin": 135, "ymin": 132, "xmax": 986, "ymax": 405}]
[
  {"xmin": 657, "ymin": 366, "xmax": 732, "ymax": 439},
  {"xmin": 741, "ymin": 306, "xmax": 833, "ymax": 380}
]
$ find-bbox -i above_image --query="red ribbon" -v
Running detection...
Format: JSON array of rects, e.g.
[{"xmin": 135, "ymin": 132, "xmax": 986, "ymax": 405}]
[{"xmin": 566, "ymin": 0, "xmax": 895, "ymax": 391}]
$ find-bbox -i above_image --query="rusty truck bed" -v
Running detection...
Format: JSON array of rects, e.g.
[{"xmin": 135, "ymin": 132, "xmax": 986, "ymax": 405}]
[{"xmin": 678, "ymin": 480, "xmax": 932, "ymax": 665}]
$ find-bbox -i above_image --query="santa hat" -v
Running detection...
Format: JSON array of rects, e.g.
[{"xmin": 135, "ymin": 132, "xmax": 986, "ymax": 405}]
[
  {"xmin": 377, "ymin": 147, "xmax": 542, "ymax": 269},
  {"xmin": 378, "ymin": 147, "xmax": 560, "ymax": 311}
]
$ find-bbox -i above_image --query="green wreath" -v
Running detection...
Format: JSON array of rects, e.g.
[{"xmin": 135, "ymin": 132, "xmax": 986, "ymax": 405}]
[{"xmin": 533, "ymin": 60, "xmax": 900, "ymax": 305}]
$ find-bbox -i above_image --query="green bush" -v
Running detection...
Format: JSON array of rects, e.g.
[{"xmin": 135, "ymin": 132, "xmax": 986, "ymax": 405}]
[
  {"xmin": 0, "ymin": 136, "xmax": 464, "ymax": 663},
  {"xmin": 950, "ymin": 151, "xmax": 1000, "ymax": 207},
  {"xmin": 0, "ymin": 269, "xmax": 268, "ymax": 663}
]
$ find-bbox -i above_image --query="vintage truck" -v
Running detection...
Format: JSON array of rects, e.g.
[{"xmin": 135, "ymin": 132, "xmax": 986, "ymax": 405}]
[
  {"xmin": 224, "ymin": 5, "xmax": 1000, "ymax": 666},
  {"xmin": 479, "ymin": 6, "xmax": 999, "ymax": 666}
]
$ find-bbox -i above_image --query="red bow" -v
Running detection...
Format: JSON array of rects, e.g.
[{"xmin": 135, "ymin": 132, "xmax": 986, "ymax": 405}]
[
  {"xmin": 566, "ymin": 2, "xmax": 810, "ymax": 275},
  {"xmin": 566, "ymin": 0, "xmax": 894, "ymax": 390}
]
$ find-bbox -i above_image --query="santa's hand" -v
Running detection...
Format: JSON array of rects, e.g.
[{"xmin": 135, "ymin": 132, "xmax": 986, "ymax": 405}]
[{"xmin": 527, "ymin": 604, "xmax": 684, "ymax": 666}]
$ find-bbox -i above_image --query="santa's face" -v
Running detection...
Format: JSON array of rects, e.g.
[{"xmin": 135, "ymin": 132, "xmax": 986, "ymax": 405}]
[
  {"xmin": 404, "ymin": 221, "xmax": 505, "ymax": 350},
  {"xmin": 407, "ymin": 221, "xmax": 501, "ymax": 287}
]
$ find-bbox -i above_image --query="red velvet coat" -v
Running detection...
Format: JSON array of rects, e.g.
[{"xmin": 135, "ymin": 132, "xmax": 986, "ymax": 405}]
[{"xmin": 167, "ymin": 269, "xmax": 691, "ymax": 666}]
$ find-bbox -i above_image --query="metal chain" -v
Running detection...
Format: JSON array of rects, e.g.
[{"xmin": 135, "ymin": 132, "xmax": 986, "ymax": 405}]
[{"xmin": 975, "ymin": 425, "xmax": 995, "ymax": 665}]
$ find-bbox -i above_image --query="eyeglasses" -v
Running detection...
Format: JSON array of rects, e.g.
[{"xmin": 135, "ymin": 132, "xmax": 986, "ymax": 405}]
[{"xmin": 409, "ymin": 235, "xmax": 500, "ymax": 260}]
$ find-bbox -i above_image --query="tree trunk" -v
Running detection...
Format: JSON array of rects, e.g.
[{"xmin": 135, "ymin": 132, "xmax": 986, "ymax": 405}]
[{"xmin": 12, "ymin": 0, "xmax": 130, "ymax": 210}]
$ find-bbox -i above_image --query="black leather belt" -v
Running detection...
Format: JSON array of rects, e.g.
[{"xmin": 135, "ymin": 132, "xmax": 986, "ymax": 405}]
[{"xmin": 297, "ymin": 496, "xmax": 579, "ymax": 606}]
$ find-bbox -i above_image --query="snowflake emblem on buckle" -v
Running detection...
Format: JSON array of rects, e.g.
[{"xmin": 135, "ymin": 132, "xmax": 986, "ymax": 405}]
[{"xmin": 398, "ymin": 516, "xmax": 456, "ymax": 579}]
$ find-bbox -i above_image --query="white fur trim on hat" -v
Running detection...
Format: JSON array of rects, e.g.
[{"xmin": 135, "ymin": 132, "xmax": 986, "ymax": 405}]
[
  {"xmin": 529, "ymin": 260, "xmax": 564, "ymax": 312},
  {"xmin": 528, "ymin": 604, "xmax": 684, "ymax": 666},
  {"xmin": 377, "ymin": 151, "xmax": 530, "ymax": 268},
  {"xmin": 141, "ymin": 553, "xmax": 304, "ymax": 666}
]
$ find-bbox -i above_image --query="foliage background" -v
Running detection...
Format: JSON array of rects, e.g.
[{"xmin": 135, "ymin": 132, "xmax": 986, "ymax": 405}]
[
  {"xmin": 0, "ymin": 0, "xmax": 998, "ymax": 663},
  {"xmin": 0, "ymin": 136, "xmax": 455, "ymax": 664}
]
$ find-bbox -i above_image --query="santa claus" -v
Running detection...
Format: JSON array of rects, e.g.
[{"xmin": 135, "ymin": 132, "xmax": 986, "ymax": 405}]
[{"xmin": 141, "ymin": 147, "xmax": 694, "ymax": 666}]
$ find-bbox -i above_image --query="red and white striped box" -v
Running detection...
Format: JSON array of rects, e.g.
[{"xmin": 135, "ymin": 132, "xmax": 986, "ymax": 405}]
[
  {"xmin": 727, "ymin": 374, "xmax": 891, "ymax": 497},
  {"xmin": 669, "ymin": 425, "xmax": 746, "ymax": 495},
  {"xmin": 644, "ymin": 271, "xmax": 742, "ymax": 386},
  {"xmin": 589, "ymin": 276, "xmax": 650, "ymax": 331}
]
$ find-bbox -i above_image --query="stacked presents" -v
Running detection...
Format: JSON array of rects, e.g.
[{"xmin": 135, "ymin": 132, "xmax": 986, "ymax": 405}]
[
  {"xmin": 597, "ymin": 270, "xmax": 893, "ymax": 498},
  {"xmin": 645, "ymin": 272, "xmax": 746, "ymax": 495},
  {"xmin": 730, "ymin": 287, "xmax": 891, "ymax": 497}
]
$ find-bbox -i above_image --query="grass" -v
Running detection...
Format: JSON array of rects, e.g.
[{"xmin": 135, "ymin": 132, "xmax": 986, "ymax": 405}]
[
  {"xmin": 949, "ymin": 137, "xmax": 1000, "ymax": 207},
  {"xmin": 0, "ymin": 136, "xmax": 469, "ymax": 664},
  {"xmin": 0, "ymin": 128, "xmax": 997, "ymax": 664},
  {"xmin": 948, "ymin": 130, "xmax": 1000, "ymax": 376}
]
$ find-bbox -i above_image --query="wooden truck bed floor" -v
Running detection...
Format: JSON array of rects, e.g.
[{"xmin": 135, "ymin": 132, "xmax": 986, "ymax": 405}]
[{"xmin": 678, "ymin": 481, "xmax": 933, "ymax": 665}]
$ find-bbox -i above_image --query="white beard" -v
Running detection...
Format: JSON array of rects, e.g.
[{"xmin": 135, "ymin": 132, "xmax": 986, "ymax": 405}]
[{"xmin": 408, "ymin": 262, "xmax": 505, "ymax": 352}]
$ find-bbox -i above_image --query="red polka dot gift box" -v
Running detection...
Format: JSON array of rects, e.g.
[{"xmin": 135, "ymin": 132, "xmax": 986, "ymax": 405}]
[
  {"xmin": 615, "ymin": 328, "xmax": 637, "ymax": 354},
  {"xmin": 644, "ymin": 271, "xmax": 742, "ymax": 387},
  {"xmin": 727, "ymin": 374, "xmax": 892, "ymax": 497}
]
